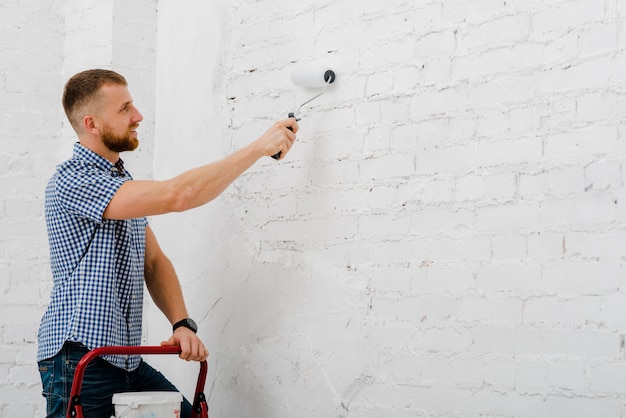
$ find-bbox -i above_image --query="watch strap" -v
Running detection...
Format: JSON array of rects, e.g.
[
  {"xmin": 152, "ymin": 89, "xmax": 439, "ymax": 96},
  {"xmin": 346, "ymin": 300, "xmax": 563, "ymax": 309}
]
[{"xmin": 172, "ymin": 318, "xmax": 197, "ymax": 333}]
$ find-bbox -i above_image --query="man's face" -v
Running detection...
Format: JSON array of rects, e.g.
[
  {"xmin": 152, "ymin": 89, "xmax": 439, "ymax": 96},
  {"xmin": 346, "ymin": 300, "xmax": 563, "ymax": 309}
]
[{"xmin": 96, "ymin": 83, "xmax": 143, "ymax": 153}]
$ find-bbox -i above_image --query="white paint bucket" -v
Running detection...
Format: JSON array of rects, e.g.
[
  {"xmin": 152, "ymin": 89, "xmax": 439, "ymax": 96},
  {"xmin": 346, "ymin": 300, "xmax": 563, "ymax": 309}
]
[{"xmin": 112, "ymin": 391, "xmax": 182, "ymax": 418}]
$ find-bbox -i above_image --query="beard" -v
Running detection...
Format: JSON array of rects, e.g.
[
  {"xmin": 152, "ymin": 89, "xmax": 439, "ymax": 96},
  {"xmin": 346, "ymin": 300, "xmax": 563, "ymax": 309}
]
[{"xmin": 101, "ymin": 123, "xmax": 139, "ymax": 153}]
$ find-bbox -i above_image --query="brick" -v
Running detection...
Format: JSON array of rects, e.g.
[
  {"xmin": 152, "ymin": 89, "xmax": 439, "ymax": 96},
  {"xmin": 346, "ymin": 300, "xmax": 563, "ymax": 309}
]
[
  {"xmin": 477, "ymin": 136, "xmax": 543, "ymax": 166},
  {"xmin": 358, "ymin": 213, "xmax": 411, "ymax": 240},
  {"xmin": 416, "ymin": 326, "xmax": 473, "ymax": 352},
  {"xmin": 380, "ymin": 99, "xmax": 411, "ymax": 125},
  {"xmin": 577, "ymin": 92, "xmax": 618, "ymax": 123},
  {"xmin": 459, "ymin": 235, "xmax": 491, "ymax": 261},
  {"xmin": 540, "ymin": 193, "xmax": 615, "ymax": 227},
  {"xmin": 366, "ymin": 266, "xmax": 412, "ymax": 293},
  {"xmin": 527, "ymin": 231, "xmax": 563, "ymax": 260},
  {"xmin": 421, "ymin": 57, "xmax": 452, "ymax": 86},
  {"xmin": 372, "ymin": 238, "xmax": 428, "ymax": 265},
  {"xmin": 518, "ymin": 171, "xmax": 549, "ymax": 199},
  {"xmin": 453, "ymin": 355, "xmax": 490, "ymax": 388},
  {"xmin": 481, "ymin": 297, "xmax": 522, "ymax": 325},
  {"xmin": 359, "ymin": 39, "xmax": 414, "ymax": 70},
  {"xmin": 362, "ymin": 126, "xmax": 393, "ymax": 155},
  {"xmin": 0, "ymin": 346, "xmax": 18, "ymax": 364},
  {"xmin": 428, "ymin": 236, "xmax": 461, "ymax": 262},
  {"xmin": 591, "ymin": 361, "xmax": 626, "ymax": 394},
  {"xmin": 531, "ymin": 0, "xmax": 605, "ymax": 40},
  {"xmin": 415, "ymin": 143, "xmax": 476, "ymax": 174},
  {"xmin": 4, "ymin": 323, "xmax": 37, "ymax": 345},
  {"xmin": 584, "ymin": 160, "xmax": 622, "ymax": 190},
  {"xmin": 410, "ymin": 85, "xmax": 469, "ymax": 119},
  {"xmin": 457, "ymin": 297, "xmax": 492, "ymax": 323},
  {"xmin": 476, "ymin": 202, "xmax": 540, "ymax": 231},
  {"xmin": 469, "ymin": 73, "xmax": 536, "ymax": 110},
  {"xmin": 425, "ymin": 265, "xmax": 474, "ymax": 292},
  {"xmin": 548, "ymin": 166, "xmax": 585, "ymax": 195},
  {"xmin": 421, "ymin": 178, "xmax": 454, "ymax": 204},
  {"xmin": 359, "ymin": 152, "xmax": 415, "ymax": 180},
  {"xmin": 411, "ymin": 207, "xmax": 474, "ymax": 234},
  {"xmin": 455, "ymin": 174, "xmax": 485, "ymax": 202},
  {"xmin": 542, "ymin": 261, "xmax": 620, "ymax": 293},
  {"xmin": 421, "ymin": 354, "xmax": 452, "ymax": 385},
  {"xmin": 365, "ymin": 72, "xmax": 394, "ymax": 98},
  {"xmin": 549, "ymin": 360, "xmax": 588, "ymax": 392},
  {"xmin": 599, "ymin": 310, "xmax": 626, "ymax": 344},
  {"xmin": 476, "ymin": 262, "xmax": 542, "ymax": 292},
  {"xmin": 543, "ymin": 396, "xmax": 620, "ymax": 418},
  {"xmin": 483, "ymin": 355, "xmax": 517, "ymax": 388},
  {"xmin": 391, "ymin": 123, "xmax": 418, "ymax": 151},
  {"xmin": 459, "ymin": 15, "xmax": 530, "ymax": 52},
  {"xmin": 451, "ymin": 47, "xmax": 512, "ymax": 81},
  {"xmin": 417, "ymin": 31, "xmax": 456, "ymax": 58},
  {"xmin": 515, "ymin": 359, "xmax": 551, "ymax": 393},
  {"xmin": 565, "ymin": 230, "xmax": 626, "ymax": 259},
  {"xmin": 361, "ymin": 10, "xmax": 415, "ymax": 44},
  {"xmin": 490, "ymin": 232, "xmax": 526, "ymax": 260},
  {"xmin": 538, "ymin": 57, "xmax": 611, "ymax": 95},
  {"xmin": 414, "ymin": 3, "xmax": 444, "ymax": 30},
  {"xmin": 442, "ymin": 0, "xmax": 507, "ymax": 24}
]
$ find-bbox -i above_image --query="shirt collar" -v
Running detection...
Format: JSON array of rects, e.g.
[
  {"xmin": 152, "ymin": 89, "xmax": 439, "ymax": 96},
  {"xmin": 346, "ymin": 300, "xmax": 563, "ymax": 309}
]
[{"xmin": 72, "ymin": 143, "xmax": 125, "ymax": 176}]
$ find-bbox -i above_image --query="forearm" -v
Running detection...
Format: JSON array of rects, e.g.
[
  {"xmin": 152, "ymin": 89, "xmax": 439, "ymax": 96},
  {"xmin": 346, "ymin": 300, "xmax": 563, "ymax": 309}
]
[
  {"xmin": 146, "ymin": 256, "xmax": 208, "ymax": 362},
  {"xmin": 167, "ymin": 141, "xmax": 263, "ymax": 212},
  {"xmin": 144, "ymin": 254, "xmax": 188, "ymax": 325}
]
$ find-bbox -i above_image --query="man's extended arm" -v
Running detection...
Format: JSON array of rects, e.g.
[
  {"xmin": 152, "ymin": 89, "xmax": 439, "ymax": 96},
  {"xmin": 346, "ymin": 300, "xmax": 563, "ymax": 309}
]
[{"xmin": 104, "ymin": 118, "xmax": 298, "ymax": 220}]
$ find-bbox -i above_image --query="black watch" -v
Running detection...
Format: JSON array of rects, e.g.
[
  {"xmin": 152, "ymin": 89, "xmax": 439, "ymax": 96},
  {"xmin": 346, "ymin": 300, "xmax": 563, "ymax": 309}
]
[{"xmin": 173, "ymin": 318, "xmax": 198, "ymax": 334}]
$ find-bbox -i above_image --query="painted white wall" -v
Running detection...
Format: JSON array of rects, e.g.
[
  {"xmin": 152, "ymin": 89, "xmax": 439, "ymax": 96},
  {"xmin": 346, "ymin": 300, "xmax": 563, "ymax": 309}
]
[
  {"xmin": 144, "ymin": 0, "xmax": 230, "ymax": 400},
  {"xmin": 3, "ymin": 0, "xmax": 626, "ymax": 417}
]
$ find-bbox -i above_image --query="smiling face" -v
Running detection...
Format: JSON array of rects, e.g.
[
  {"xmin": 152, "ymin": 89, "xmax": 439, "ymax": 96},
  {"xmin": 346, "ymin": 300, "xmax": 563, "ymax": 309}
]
[{"xmin": 95, "ymin": 83, "xmax": 143, "ymax": 153}]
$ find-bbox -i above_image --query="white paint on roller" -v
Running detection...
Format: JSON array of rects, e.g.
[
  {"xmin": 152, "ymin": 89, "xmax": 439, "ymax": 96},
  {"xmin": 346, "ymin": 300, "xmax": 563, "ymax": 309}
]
[{"xmin": 290, "ymin": 66, "xmax": 336, "ymax": 87}]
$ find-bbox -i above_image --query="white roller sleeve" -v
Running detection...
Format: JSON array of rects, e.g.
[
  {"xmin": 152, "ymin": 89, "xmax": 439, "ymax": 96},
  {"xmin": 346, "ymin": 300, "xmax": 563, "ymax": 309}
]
[{"xmin": 290, "ymin": 66, "xmax": 336, "ymax": 87}]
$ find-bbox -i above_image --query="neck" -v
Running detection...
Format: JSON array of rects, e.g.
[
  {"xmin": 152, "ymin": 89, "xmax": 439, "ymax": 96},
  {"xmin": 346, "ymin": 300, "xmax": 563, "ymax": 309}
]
[{"xmin": 78, "ymin": 135, "xmax": 119, "ymax": 164}]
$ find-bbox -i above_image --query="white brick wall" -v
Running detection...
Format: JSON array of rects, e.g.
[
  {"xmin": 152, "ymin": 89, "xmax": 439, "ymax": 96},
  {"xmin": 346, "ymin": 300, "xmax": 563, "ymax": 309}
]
[
  {"xmin": 2, "ymin": 0, "xmax": 626, "ymax": 416},
  {"xmin": 0, "ymin": 0, "xmax": 156, "ymax": 416},
  {"xmin": 0, "ymin": 0, "xmax": 64, "ymax": 415}
]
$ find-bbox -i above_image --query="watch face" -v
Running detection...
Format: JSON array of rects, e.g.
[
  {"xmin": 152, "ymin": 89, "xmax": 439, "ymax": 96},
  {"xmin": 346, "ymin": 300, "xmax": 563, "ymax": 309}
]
[
  {"xmin": 187, "ymin": 318, "xmax": 197, "ymax": 331},
  {"xmin": 174, "ymin": 318, "xmax": 198, "ymax": 333}
]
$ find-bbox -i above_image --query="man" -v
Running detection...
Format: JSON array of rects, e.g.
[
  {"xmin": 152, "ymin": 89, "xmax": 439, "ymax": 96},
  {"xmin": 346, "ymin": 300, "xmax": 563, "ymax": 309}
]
[{"xmin": 37, "ymin": 69, "xmax": 298, "ymax": 418}]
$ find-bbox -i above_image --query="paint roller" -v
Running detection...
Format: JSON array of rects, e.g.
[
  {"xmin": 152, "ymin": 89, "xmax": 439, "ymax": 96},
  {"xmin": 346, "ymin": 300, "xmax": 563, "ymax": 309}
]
[{"xmin": 271, "ymin": 66, "xmax": 336, "ymax": 159}]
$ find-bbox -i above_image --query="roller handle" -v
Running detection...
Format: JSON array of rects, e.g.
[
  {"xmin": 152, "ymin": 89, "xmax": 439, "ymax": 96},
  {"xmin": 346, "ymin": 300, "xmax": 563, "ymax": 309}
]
[{"xmin": 271, "ymin": 112, "xmax": 297, "ymax": 160}]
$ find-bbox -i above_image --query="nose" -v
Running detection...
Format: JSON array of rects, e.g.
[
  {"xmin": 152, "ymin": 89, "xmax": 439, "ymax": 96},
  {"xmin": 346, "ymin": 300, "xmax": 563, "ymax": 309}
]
[
  {"xmin": 129, "ymin": 103, "xmax": 143, "ymax": 123},
  {"xmin": 133, "ymin": 108, "xmax": 144, "ymax": 123}
]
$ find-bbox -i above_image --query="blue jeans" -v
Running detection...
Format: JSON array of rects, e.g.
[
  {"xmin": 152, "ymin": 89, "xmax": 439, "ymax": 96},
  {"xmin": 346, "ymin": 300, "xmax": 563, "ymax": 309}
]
[{"xmin": 38, "ymin": 341, "xmax": 192, "ymax": 418}]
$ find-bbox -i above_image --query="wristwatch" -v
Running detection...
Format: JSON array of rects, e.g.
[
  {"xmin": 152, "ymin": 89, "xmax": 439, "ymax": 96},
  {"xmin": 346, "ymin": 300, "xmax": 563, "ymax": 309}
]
[{"xmin": 172, "ymin": 318, "xmax": 198, "ymax": 334}]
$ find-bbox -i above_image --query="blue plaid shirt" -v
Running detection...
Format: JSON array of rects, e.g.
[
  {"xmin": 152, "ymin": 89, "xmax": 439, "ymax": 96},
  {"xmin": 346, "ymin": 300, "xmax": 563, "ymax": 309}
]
[{"xmin": 37, "ymin": 143, "xmax": 147, "ymax": 371}]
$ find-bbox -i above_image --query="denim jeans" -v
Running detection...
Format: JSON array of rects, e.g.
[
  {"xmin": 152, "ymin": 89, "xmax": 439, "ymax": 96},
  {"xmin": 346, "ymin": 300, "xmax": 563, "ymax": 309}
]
[{"xmin": 38, "ymin": 341, "xmax": 192, "ymax": 418}]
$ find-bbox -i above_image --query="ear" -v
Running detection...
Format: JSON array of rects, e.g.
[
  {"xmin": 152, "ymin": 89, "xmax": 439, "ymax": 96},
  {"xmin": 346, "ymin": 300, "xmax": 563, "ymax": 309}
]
[{"xmin": 82, "ymin": 114, "xmax": 99, "ymax": 134}]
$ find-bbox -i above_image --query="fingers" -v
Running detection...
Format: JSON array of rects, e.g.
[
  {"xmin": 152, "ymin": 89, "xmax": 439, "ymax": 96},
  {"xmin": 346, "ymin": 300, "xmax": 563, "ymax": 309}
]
[
  {"xmin": 166, "ymin": 329, "xmax": 209, "ymax": 362},
  {"xmin": 266, "ymin": 118, "xmax": 299, "ymax": 160},
  {"xmin": 160, "ymin": 338, "xmax": 175, "ymax": 346},
  {"xmin": 284, "ymin": 117, "xmax": 299, "ymax": 134},
  {"xmin": 178, "ymin": 337, "xmax": 209, "ymax": 362}
]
